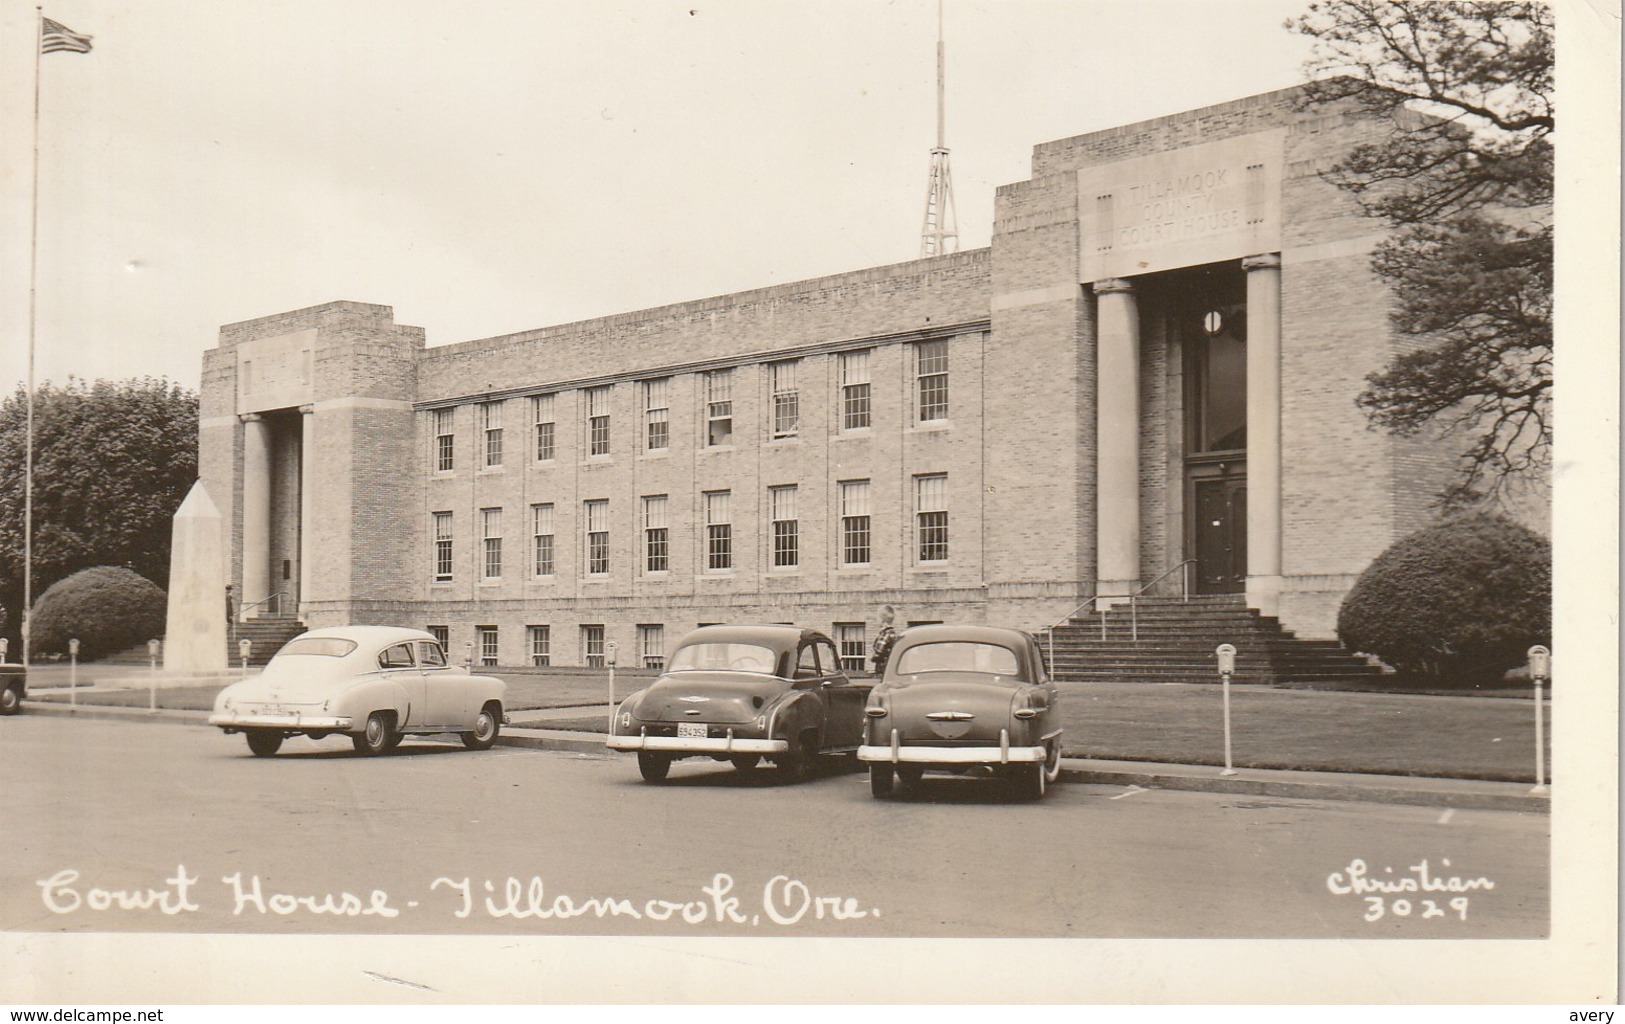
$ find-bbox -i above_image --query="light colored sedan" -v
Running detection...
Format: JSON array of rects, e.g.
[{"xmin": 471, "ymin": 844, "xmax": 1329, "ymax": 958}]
[{"xmin": 208, "ymin": 626, "xmax": 507, "ymax": 757}]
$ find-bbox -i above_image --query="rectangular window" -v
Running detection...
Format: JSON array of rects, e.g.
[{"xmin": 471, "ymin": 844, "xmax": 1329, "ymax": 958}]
[
  {"xmin": 638, "ymin": 624, "xmax": 665, "ymax": 670},
  {"xmin": 477, "ymin": 625, "xmax": 499, "ymax": 667},
  {"xmin": 644, "ymin": 378, "xmax": 670, "ymax": 451},
  {"xmin": 585, "ymin": 499, "xmax": 609, "ymax": 575},
  {"xmin": 705, "ymin": 369, "xmax": 733, "ymax": 446},
  {"xmin": 705, "ymin": 490, "xmax": 732, "ymax": 571},
  {"xmin": 532, "ymin": 394, "xmax": 556, "ymax": 461},
  {"xmin": 643, "ymin": 495, "xmax": 669, "ymax": 573},
  {"xmin": 770, "ymin": 360, "xmax": 799, "ymax": 438},
  {"xmin": 433, "ymin": 409, "xmax": 455, "ymax": 472},
  {"xmin": 481, "ymin": 507, "xmax": 503, "ymax": 579},
  {"xmin": 582, "ymin": 624, "xmax": 605, "ymax": 668},
  {"xmin": 528, "ymin": 625, "xmax": 551, "ymax": 667},
  {"xmin": 916, "ymin": 473, "xmax": 949, "ymax": 563},
  {"xmin": 482, "ymin": 401, "xmax": 504, "ymax": 467},
  {"xmin": 531, "ymin": 503, "xmax": 555, "ymax": 577},
  {"xmin": 769, "ymin": 485, "xmax": 798, "ymax": 568},
  {"xmin": 916, "ymin": 339, "xmax": 949, "ymax": 421},
  {"xmin": 839, "ymin": 350, "xmax": 872, "ymax": 430},
  {"xmin": 586, "ymin": 386, "xmax": 611, "ymax": 457},
  {"xmin": 433, "ymin": 512, "xmax": 454, "ymax": 581},
  {"xmin": 834, "ymin": 623, "xmax": 867, "ymax": 674},
  {"xmin": 428, "ymin": 624, "xmax": 450, "ymax": 649},
  {"xmin": 840, "ymin": 480, "xmax": 871, "ymax": 566}
]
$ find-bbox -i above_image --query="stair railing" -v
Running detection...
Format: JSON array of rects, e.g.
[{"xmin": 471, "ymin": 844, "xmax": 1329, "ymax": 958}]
[
  {"xmin": 239, "ymin": 591, "xmax": 284, "ymax": 620},
  {"xmin": 1126, "ymin": 559, "xmax": 1198, "ymax": 642},
  {"xmin": 1040, "ymin": 587, "xmax": 1100, "ymax": 683}
]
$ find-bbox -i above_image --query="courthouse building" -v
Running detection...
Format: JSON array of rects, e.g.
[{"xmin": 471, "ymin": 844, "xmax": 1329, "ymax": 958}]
[{"xmin": 197, "ymin": 84, "xmax": 1480, "ymax": 670}]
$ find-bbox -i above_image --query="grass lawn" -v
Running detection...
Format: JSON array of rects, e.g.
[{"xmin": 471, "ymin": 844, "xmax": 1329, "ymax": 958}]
[{"xmin": 26, "ymin": 668, "xmax": 1550, "ymax": 783}]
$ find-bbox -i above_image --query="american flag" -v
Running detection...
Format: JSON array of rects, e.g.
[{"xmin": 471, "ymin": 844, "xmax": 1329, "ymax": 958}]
[{"xmin": 41, "ymin": 17, "xmax": 92, "ymax": 54}]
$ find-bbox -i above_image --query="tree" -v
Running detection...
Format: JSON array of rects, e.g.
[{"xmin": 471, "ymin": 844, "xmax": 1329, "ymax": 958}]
[
  {"xmin": 0, "ymin": 378, "xmax": 198, "ymax": 649},
  {"xmin": 1291, "ymin": 1, "xmax": 1553, "ymax": 506}
]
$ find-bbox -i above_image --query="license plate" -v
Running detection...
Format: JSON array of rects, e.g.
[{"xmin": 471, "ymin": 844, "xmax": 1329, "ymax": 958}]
[{"xmin": 677, "ymin": 723, "xmax": 707, "ymax": 739}]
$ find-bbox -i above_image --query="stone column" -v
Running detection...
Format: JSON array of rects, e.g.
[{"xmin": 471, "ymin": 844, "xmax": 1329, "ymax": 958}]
[
  {"xmin": 298, "ymin": 405, "xmax": 315, "ymax": 619},
  {"xmin": 240, "ymin": 413, "xmax": 271, "ymax": 617},
  {"xmin": 1243, "ymin": 253, "xmax": 1284, "ymax": 616},
  {"xmin": 1094, "ymin": 277, "xmax": 1141, "ymax": 609}
]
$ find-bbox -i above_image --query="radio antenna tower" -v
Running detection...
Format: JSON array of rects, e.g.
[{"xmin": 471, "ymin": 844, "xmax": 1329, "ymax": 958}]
[{"xmin": 919, "ymin": 0, "xmax": 958, "ymax": 257}]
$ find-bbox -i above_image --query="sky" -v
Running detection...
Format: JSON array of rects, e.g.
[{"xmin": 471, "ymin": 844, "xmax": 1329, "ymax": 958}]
[{"xmin": 0, "ymin": 0, "xmax": 1330, "ymax": 392}]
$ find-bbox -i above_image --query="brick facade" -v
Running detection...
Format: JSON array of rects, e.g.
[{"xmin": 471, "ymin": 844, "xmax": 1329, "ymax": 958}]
[{"xmin": 197, "ymin": 85, "xmax": 1545, "ymax": 666}]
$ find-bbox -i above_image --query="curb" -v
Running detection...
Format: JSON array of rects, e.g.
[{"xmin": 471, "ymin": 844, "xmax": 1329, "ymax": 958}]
[{"xmin": 14, "ymin": 701, "xmax": 1550, "ymax": 813}]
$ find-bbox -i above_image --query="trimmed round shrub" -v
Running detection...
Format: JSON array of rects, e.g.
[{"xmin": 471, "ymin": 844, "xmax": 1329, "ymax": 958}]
[
  {"xmin": 30, "ymin": 567, "xmax": 167, "ymax": 662},
  {"xmin": 1337, "ymin": 513, "xmax": 1551, "ymax": 686}
]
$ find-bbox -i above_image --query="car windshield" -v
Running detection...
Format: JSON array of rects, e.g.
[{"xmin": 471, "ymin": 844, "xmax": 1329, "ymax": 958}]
[
  {"xmin": 276, "ymin": 637, "xmax": 359, "ymax": 658},
  {"xmin": 667, "ymin": 642, "xmax": 780, "ymax": 675},
  {"xmin": 894, "ymin": 641, "xmax": 1021, "ymax": 677}
]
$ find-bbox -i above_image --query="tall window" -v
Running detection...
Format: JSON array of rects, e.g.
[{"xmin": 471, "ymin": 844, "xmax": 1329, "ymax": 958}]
[
  {"xmin": 769, "ymin": 485, "xmax": 798, "ymax": 568},
  {"xmin": 477, "ymin": 625, "xmax": 499, "ymax": 667},
  {"xmin": 584, "ymin": 499, "xmax": 609, "ymax": 575},
  {"xmin": 638, "ymin": 624, "xmax": 665, "ymax": 670},
  {"xmin": 482, "ymin": 401, "xmax": 504, "ymax": 467},
  {"xmin": 916, "ymin": 339, "xmax": 949, "ymax": 422},
  {"xmin": 481, "ymin": 507, "xmax": 503, "ymax": 579},
  {"xmin": 586, "ymin": 386, "xmax": 611, "ymax": 456},
  {"xmin": 433, "ymin": 512, "xmax": 453, "ymax": 581},
  {"xmin": 705, "ymin": 490, "xmax": 732, "ymax": 571},
  {"xmin": 428, "ymin": 625, "xmax": 450, "ymax": 650},
  {"xmin": 839, "ymin": 350, "xmax": 872, "ymax": 430},
  {"xmin": 915, "ymin": 473, "xmax": 949, "ymax": 562},
  {"xmin": 582, "ymin": 624, "xmax": 606, "ymax": 668},
  {"xmin": 531, "ymin": 503, "xmax": 555, "ymax": 577},
  {"xmin": 840, "ymin": 480, "xmax": 871, "ymax": 566},
  {"xmin": 643, "ymin": 495, "xmax": 669, "ymax": 573},
  {"xmin": 528, "ymin": 625, "xmax": 551, "ymax": 667},
  {"xmin": 643, "ymin": 378, "xmax": 670, "ymax": 451},
  {"xmin": 433, "ymin": 409, "xmax": 455, "ymax": 472},
  {"xmin": 834, "ymin": 623, "xmax": 867, "ymax": 674},
  {"xmin": 770, "ymin": 360, "xmax": 799, "ymax": 438},
  {"xmin": 532, "ymin": 394, "xmax": 556, "ymax": 461},
  {"xmin": 705, "ymin": 369, "xmax": 733, "ymax": 446}
]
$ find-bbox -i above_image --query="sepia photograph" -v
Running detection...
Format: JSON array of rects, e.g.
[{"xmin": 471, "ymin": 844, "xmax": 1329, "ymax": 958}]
[{"xmin": 0, "ymin": 0, "xmax": 1615, "ymax": 1007}]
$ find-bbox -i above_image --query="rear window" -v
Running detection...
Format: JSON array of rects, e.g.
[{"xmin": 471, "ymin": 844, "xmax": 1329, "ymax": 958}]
[
  {"xmin": 276, "ymin": 637, "xmax": 359, "ymax": 658},
  {"xmin": 894, "ymin": 641, "xmax": 1020, "ymax": 677},
  {"xmin": 667, "ymin": 642, "xmax": 780, "ymax": 675}
]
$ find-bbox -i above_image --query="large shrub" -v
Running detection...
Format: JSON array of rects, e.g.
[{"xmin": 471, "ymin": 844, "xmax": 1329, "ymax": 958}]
[
  {"xmin": 30, "ymin": 566, "xmax": 167, "ymax": 661},
  {"xmin": 1337, "ymin": 513, "xmax": 1551, "ymax": 685}
]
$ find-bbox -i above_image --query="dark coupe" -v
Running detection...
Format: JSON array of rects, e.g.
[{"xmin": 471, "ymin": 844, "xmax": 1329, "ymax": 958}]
[
  {"xmin": 606, "ymin": 624, "xmax": 871, "ymax": 783},
  {"xmin": 858, "ymin": 624, "xmax": 1063, "ymax": 799}
]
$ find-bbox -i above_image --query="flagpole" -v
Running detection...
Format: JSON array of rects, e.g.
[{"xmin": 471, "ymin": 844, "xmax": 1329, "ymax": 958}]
[{"xmin": 23, "ymin": 7, "xmax": 43, "ymax": 667}]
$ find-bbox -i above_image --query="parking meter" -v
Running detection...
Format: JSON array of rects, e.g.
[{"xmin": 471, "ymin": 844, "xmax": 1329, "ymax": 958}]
[
  {"xmin": 68, "ymin": 638, "xmax": 80, "ymax": 658},
  {"xmin": 147, "ymin": 639, "xmax": 160, "ymax": 663},
  {"xmin": 1527, "ymin": 645, "xmax": 1550, "ymax": 681},
  {"xmin": 605, "ymin": 640, "xmax": 619, "ymax": 667},
  {"xmin": 0, "ymin": 637, "xmax": 8, "ymax": 661},
  {"xmin": 68, "ymin": 639, "xmax": 80, "ymax": 707},
  {"xmin": 465, "ymin": 641, "xmax": 475, "ymax": 670},
  {"xmin": 238, "ymin": 638, "xmax": 251, "ymax": 668},
  {"xmin": 1216, "ymin": 643, "xmax": 1236, "ymax": 677},
  {"xmin": 1216, "ymin": 643, "xmax": 1237, "ymax": 776}
]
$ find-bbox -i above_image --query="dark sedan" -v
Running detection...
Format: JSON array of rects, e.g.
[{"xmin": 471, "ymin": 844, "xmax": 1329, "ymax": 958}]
[
  {"xmin": 858, "ymin": 624, "xmax": 1062, "ymax": 799},
  {"xmin": 607, "ymin": 624, "xmax": 871, "ymax": 783}
]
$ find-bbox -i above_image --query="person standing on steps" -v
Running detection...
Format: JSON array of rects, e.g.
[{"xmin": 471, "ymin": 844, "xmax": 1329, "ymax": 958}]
[{"xmin": 871, "ymin": 605, "xmax": 898, "ymax": 678}]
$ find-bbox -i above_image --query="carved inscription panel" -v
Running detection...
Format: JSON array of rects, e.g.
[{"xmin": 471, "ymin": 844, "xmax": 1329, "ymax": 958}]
[
  {"xmin": 237, "ymin": 329, "xmax": 316, "ymax": 415},
  {"xmin": 1078, "ymin": 129, "xmax": 1285, "ymax": 281}
]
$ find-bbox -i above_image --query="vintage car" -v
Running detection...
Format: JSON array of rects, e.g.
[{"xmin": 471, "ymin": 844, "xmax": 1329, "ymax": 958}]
[
  {"xmin": 607, "ymin": 624, "xmax": 871, "ymax": 783},
  {"xmin": 858, "ymin": 624, "xmax": 1062, "ymax": 799},
  {"xmin": 0, "ymin": 663, "xmax": 24, "ymax": 715},
  {"xmin": 208, "ymin": 625, "xmax": 508, "ymax": 757}
]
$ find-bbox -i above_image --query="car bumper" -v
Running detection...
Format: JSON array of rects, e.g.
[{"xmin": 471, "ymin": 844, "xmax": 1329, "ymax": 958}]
[
  {"xmin": 208, "ymin": 711, "xmax": 354, "ymax": 731},
  {"xmin": 607, "ymin": 727, "xmax": 788, "ymax": 755},
  {"xmin": 857, "ymin": 727, "xmax": 1046, "ymax": 764}
]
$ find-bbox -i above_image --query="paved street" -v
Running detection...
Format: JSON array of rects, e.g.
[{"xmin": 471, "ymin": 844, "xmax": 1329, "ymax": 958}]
[{"xmin": 1, "ymin": 716, "xmax": 1548, "ymax": 938}]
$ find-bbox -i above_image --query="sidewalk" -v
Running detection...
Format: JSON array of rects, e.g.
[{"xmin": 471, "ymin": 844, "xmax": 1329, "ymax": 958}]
[{"xmin": 14, "ymin": 698, "xmax": 1550, "ymax": 813}]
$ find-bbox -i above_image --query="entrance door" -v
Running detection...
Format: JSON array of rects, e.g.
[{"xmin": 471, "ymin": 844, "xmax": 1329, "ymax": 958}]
[{"xmin": 1193, "ymin": 475, "xmax": 1247, "ymax": 594}]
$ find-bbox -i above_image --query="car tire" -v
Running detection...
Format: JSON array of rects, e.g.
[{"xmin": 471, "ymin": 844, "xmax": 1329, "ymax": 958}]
[
  {"xmin": 638, "ymin": 751, "xmax": 672, "ymax": 783},
  {"xmin": 383, "ymin": 730, "xmax": 405, "ymax": 752},
  {"xmin": 869, "ymin": 763, "xmax": 894, "ymax": 798},
  {"xmin": 352, "ymin": 712, "xmax": 394, "ymax": 756},
  {"xmin": 1016, "ymin": 761, "xmax": 1047, "ymax": 800},
  {"xmin": 729, "ymin": 754, "xmax": 760, "ymax": 771},
  {"xmin": 775, "ymin": 731, "xmax": 818, "ymax": 783},
  {"xmin": 461, "ymin": 703, "xmax": 501, "ymax": 751},
  {"xmin": 0, "ymin": 684, "xmax": 19, "ymax": 716},
  {"xmin": 245, "ymin": 731, "xmax": 283, "ymax": 757},
  {"xmin": 1043, "ymin": 739, "xmax": 1062, "ymax": 785},
  {"xmin": 896, "ymin": 763, "xmax": 924, "ymax": 788}
]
